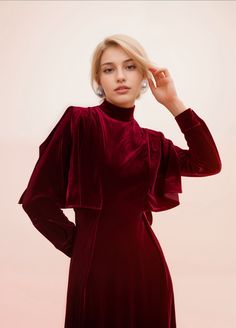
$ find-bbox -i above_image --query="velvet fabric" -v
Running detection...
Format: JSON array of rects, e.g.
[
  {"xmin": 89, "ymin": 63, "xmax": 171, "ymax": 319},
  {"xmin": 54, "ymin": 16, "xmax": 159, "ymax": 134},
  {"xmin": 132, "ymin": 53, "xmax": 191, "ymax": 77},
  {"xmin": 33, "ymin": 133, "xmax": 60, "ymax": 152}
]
[{"xmin": 18, "ymin": 98, "xmax": 221, "ymax": 327}]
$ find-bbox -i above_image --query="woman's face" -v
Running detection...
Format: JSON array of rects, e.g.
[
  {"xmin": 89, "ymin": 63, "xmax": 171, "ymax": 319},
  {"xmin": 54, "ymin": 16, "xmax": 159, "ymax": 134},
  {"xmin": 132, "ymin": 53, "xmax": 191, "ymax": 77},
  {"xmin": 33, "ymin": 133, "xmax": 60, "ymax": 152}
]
[{"xmin": 98, "ymin": 46, "xmax": 144, "ymax": 108}]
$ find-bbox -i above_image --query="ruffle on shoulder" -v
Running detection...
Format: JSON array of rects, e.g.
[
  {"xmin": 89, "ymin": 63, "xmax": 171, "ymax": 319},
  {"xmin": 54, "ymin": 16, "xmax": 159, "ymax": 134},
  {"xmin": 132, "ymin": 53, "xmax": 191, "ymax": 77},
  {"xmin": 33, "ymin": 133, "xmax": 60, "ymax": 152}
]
[
  {"xmin": 144, "ymin": 129, "xmax": 182, "ymax": 213},
  {"xmin": 18, "ymin": 106, "xmax": 104, "ymax": 210}
]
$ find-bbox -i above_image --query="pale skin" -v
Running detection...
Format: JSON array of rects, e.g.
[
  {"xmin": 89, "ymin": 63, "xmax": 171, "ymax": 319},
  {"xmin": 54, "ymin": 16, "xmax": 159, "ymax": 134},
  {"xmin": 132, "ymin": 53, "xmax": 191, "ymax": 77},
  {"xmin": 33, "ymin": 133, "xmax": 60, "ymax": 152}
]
[{"xmin": 98, "ymin": 46, "xmax": 187, "ymax": 117}]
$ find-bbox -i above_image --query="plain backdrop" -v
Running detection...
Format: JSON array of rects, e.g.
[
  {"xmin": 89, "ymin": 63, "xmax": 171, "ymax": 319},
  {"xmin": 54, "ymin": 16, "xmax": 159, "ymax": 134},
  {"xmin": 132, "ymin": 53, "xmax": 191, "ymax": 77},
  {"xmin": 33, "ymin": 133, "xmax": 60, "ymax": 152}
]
[{"xmin": 1, "ymin": 1, "xmax": 235, "ymax": 327}]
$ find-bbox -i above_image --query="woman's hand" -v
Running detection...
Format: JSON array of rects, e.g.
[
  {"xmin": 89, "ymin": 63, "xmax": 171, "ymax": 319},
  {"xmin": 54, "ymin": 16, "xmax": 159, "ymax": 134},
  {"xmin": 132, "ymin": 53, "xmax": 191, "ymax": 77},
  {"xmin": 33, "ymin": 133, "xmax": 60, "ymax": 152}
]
[{"xmin": 147, "ymin": 66, "xmax": 187, "ymax": 117}]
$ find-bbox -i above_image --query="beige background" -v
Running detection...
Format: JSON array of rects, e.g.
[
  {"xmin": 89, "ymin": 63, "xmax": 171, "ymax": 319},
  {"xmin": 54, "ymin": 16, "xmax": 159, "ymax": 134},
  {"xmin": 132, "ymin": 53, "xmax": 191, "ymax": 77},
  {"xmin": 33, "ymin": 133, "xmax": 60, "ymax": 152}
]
[{"xmin": 1, "ymin": 1, "xmax": 235, "ymax": 327}]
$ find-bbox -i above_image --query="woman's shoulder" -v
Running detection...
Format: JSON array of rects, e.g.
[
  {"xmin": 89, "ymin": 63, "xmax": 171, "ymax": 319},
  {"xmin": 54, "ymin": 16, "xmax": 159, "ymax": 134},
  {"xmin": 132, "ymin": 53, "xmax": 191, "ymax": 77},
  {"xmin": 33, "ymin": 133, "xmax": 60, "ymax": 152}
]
[
  {"xmin": 141, "ymin": 126, "xmax": 174, "ymax": 154},
  {"xmin": 141, "ymin": 126, "xmax": 165, "ymax": 140},
  {"xmin": 68, "ymin": 103, "xmax": 101, "ymax": 120}
]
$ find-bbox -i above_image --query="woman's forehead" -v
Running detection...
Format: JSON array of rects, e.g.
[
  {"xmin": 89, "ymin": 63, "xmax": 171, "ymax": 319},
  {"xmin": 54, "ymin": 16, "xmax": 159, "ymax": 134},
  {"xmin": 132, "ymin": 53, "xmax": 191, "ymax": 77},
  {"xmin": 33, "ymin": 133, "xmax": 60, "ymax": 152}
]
[{"xmin": 100, "ymin": 46, "xmax": 134, "ymax": 66}]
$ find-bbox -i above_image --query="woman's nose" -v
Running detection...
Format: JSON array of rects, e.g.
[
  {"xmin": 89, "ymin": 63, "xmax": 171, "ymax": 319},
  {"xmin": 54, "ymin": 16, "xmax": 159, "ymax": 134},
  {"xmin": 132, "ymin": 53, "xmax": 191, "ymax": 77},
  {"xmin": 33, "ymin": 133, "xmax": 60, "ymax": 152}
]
[{"xmin": 116, "ymin": 68, "xmax": 126, "ymax": 81}]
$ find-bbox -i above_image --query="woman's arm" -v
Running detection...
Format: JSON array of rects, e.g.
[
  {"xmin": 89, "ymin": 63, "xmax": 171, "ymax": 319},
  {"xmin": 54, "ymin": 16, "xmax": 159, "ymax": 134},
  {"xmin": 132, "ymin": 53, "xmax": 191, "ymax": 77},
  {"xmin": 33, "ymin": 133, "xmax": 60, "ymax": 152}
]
[
  {"xmin": 147, "ymin": 66, "xmax": 222, "ymax": 176},
  {"xmin": 18, "ymin": 106, "xmax": 76, "ymax": 257},
  {"xmin": 171, "ymin": 107, "xmax": 222, "ymax": 176},
  {"xmin": 21, "ymin": 197, "xmax": 76, "ymax": 257}
]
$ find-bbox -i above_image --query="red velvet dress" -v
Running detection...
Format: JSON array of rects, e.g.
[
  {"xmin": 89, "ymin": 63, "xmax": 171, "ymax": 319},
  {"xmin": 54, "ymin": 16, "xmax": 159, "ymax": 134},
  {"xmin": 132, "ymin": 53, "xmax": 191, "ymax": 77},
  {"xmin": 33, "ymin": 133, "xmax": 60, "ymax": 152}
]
[{"xmin": 18, "ymin": 98, "xmax": 221, "ymax": 327}]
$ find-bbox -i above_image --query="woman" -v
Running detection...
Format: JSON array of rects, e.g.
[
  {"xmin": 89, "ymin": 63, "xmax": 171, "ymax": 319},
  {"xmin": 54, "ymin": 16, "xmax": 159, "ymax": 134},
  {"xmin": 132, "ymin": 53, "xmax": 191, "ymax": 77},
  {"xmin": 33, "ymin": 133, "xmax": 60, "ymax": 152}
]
[{"xmin": 18, "ymin": 34, "xmax": 222, "ymax": 328}]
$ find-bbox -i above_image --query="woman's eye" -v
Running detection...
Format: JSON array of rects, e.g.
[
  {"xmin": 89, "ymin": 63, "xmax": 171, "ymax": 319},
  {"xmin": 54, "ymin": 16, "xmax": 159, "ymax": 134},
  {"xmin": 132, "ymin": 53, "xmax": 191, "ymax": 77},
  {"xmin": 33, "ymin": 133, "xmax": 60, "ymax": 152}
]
[
  {"xmin": 103, "ymin": 65, "xmax": 136, "ymax": 74},
  {"xmin": 103, "ymin": 68, "xmax": 113, "ymax": 73},
  {"xmin": 126, "ymin": 65, "xmax": 136, "ymax": 70}
]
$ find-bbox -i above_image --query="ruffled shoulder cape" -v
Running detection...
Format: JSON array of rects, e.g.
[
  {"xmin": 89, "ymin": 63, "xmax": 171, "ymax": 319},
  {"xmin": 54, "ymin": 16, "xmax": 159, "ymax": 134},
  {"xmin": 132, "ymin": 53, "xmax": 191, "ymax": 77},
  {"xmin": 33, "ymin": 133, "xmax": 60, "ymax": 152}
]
[{"xmin": 19, "ymin": 104, "xmax": 221, "ymax": 226}]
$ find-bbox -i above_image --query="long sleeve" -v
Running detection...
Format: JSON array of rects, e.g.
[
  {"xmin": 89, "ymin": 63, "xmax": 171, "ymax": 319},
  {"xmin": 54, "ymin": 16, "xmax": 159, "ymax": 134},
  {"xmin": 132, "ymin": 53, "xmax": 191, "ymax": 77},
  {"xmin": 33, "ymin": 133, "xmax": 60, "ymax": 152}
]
[
  {"xmin": 22, "ymin": 197, "xmax": 76, "ymax": 257},
  {"xmin": 145, "ymin": 107, "xmax": 222, "ymax": 214},
  {"xmin": 173, "ymin": 108, "xmax": 222, "ymax": 176},
  {"xmin": 18, "ymin": 106, "xmax": 76, "ymax": 257}
]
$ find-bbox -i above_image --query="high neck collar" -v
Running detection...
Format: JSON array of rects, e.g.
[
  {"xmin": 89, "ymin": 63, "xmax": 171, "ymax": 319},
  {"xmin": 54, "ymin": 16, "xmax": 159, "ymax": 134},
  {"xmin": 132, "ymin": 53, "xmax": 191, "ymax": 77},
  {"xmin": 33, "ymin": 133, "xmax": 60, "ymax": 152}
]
[{"xmin": 99, "ymin": 98, "xmax": 135, "ymax": 122}]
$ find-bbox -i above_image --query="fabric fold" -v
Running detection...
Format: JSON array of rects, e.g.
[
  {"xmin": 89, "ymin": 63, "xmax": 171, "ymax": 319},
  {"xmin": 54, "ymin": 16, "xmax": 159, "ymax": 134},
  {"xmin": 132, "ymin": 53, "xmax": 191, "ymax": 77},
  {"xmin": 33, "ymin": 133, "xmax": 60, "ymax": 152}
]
[
  {"xmin": 18, "ymin": 104, "xmax": 222, "ymax": 247},
  {"xmin": 143, "ymin": 108, "xmax": 222, "ymax": 218},
  {"xmin": 18, "ymin": 106, "xmax": 104, "ymax": 210}
]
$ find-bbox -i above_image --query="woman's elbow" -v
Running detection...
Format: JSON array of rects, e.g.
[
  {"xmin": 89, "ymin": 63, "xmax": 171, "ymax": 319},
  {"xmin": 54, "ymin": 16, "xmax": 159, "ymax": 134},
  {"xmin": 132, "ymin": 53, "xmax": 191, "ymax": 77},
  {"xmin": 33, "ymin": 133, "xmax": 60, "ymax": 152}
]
[
  {"xmin": 21, "ymin": 194, "xmax": 42, "ymax": 216},
  {"xmin": 190, "ymin": 157, "xmax": 222, "ymax": 176},
  {"xmin": 205, "ymin": 158, "xmax": 222, "ymax": 175}
]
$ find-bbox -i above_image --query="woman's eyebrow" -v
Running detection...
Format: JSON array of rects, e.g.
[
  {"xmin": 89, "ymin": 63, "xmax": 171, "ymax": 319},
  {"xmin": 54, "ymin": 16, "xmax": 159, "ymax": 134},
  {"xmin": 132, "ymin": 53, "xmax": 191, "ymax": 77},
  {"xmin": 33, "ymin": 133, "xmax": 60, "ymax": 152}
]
[{"xmin": 101, "ymin": 59, "xmax": 134, "ymax": 66}]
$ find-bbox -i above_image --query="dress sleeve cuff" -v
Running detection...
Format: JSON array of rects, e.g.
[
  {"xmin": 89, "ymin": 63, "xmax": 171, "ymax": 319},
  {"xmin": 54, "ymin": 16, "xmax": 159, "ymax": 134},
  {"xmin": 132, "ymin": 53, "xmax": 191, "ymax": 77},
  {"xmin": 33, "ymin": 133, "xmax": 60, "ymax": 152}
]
[{"xmin": 174, "ymin": 108, "xmax": 201, "ymax": 133}]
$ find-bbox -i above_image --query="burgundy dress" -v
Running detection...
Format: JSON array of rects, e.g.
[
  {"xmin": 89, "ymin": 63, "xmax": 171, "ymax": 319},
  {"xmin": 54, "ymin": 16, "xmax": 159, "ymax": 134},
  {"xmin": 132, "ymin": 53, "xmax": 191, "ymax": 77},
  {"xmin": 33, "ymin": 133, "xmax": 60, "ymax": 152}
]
[{"xmin": 18, "ymin": 98, "xmax": 221, "ymax": 327}]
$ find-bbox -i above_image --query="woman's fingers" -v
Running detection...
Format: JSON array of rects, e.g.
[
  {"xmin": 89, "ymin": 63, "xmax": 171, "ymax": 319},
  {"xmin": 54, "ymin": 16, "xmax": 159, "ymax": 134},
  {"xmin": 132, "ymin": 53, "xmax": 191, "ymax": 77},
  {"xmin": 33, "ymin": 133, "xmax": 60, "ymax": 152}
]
[
  {"xmin": 148, "ymin": 67, "xmax": 168, "ymax": 89},
  {"xmin": 159, "ymin": 72, "xmax": 166, "ymax": 78},
  {"xmin": 149, "ymin": 67, "xmax": 170, "ymax": 79},
  {"xmin": 147, "ymin": 76, "xmax": 155, "ymax": 92}
]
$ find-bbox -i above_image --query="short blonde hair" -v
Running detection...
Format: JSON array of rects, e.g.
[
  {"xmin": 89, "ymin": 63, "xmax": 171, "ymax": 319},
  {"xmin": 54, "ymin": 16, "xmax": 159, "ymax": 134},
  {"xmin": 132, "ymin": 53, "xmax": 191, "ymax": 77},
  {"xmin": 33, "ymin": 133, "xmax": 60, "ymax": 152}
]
[{"xmin": 90, "ymin": 34, "xmax": 156, "ymax": 101}]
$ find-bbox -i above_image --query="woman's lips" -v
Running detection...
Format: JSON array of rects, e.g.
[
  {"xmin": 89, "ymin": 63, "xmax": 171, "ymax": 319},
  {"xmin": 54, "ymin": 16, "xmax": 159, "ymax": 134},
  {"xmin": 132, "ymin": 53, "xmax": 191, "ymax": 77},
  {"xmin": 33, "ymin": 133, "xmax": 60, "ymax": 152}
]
[{"xmin": 115, "ymin": 88, "xmax": 130, "ymax": 94}]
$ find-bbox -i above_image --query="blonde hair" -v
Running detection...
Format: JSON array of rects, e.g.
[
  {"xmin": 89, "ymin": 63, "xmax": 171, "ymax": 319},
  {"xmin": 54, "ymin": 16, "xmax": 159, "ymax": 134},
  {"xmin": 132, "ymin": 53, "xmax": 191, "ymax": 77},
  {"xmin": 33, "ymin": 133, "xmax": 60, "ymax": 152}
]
[{"xmin": 90, "ymin": 34, "xmax": 156, "ymax": 101}]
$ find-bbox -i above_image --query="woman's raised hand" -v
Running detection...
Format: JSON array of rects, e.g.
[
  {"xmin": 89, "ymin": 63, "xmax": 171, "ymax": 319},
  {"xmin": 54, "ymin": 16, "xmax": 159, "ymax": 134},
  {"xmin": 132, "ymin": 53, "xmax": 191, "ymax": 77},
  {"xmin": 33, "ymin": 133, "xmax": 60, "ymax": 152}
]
[{"xmin": 147, "ymin": 67, "xmax": 179, "ymax": 107}]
